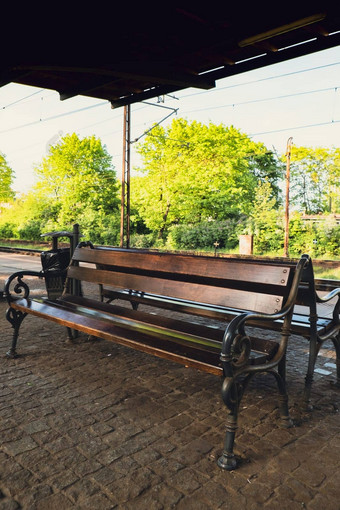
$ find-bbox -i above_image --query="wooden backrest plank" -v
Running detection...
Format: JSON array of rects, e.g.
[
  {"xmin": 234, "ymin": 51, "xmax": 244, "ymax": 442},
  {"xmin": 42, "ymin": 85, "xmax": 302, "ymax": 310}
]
[
  {"xmin": 71, "ymin": 247, "xmax": 293, "ymax": 287},
  {"xmin": 67, "ymin": 264, "xmax": 284, "ymax": 314}
]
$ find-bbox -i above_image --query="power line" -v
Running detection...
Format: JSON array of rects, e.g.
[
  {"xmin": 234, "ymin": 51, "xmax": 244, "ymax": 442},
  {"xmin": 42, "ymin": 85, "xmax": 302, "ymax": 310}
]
[
  {"xmin": 180, "ymin": 61, "xmax": 340, "ymax": 99},
  {"xmin": 250, "ymin": 118, "xmax": 340, "ymax": 137},
  {"xmin": 181, "ymin": 86, "xmax": 340, "ymax": 115},
  {"xmin": 2, "ymin": 60, "xmax": 339, "ymax": 133},
  {"xmin": 1, "ymin": 88, "xmax": 45, "ymax": 110},
  {"xmin": 0, "ymin": 100, "xmax": 110, "ymax": 134}
]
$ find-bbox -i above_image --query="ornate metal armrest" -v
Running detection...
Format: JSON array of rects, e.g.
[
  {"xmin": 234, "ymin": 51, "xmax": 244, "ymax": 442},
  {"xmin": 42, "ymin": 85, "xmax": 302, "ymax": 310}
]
[
  {"xmin": 4, "ymin": 270, "xmax": 45, "ymax": 304},
  {"xmin": 220, "ymin": 306, "xmax": 292, "ymax": 376},
  {"xmin": 4, "ymin": 268, "xmax": 70, "ymax": 304}
]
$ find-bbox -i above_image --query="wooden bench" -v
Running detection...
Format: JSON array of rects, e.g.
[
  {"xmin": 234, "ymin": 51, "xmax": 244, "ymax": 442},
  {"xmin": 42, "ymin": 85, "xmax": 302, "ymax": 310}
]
[
  {"xmin": 101, "ymin": 251, "xmax": 340, "ymax": 412},
  {"xmin": 3, "ymin": 244, "xmax": 328, "ymax": 470}
]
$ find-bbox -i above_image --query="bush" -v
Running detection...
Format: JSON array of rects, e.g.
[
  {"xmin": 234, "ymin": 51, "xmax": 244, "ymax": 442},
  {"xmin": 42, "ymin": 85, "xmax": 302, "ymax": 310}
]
[
  {"xmin": 75, "ymin": 211, "xmax": 120, "ymax": 246},
  {"xmin": 0, "ymin": 222, "xmax": 17, "ymax": 239},
  {"xmin": 17, "ymin": 220, "xmax": 43, "ymax": 241},
  {"xmin": 129, "ymin": 233, "xmax": 158, "ymax": 249},
  {"xmin": 313, "ymin": 217, "xmax": 340, "ymax": 258},
  {"xmin": 252, "ymin": 223, "xmax": 284, "ymax": 254},
  {"xmin": 167, "ymin": 219, "xmax": 244, "ymax": 251},
  {"xmin": 288, "ymin": 214, "xmax": 340, "ymax": 258}
]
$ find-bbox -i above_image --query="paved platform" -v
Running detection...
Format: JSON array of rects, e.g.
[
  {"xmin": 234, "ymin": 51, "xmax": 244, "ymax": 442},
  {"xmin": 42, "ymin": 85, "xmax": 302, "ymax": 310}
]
[{"xmin": 0, "ymin": 258, "xmax": 339, "ymax": 509}]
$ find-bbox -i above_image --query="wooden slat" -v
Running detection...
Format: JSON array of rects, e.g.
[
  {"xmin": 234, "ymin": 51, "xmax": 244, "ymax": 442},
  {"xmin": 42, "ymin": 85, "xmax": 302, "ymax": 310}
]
[
  {"xmin": 100, "ymin": 288, "xmax": 332, "ymax": 335},
  {"xmin": 67, "ymin": 265, "xmax": 284, "ymax": 314},
  {"xmin": 72, "ymin": 247, "xmax": 292, "ymax": 287},
  {"xmin": 11, "ymin": 298, "xmax": 222, "ymax": 376},
  {"xmin": 52, "ymin": 295, "xmax": 223, "ymax": 350},
  {"xmin": 60, "ymin": 294, "xmax": 224, "ymax": 344},
  {"xmin": 61, "ymin": 295, "xmax": 279, "ymax": 360}
]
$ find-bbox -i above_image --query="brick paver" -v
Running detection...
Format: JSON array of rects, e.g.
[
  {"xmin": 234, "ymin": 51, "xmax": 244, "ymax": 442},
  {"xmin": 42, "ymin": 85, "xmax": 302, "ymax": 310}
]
[{"xmin": 0, "ymin": 270, "xmax": 339, "ymax": 509}]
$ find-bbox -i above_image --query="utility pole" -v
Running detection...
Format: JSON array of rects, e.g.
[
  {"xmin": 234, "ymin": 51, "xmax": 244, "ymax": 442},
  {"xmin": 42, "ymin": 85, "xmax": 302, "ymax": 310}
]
[
  {"xmin": 120, "ymin": 104, "xmax": 131, "ymax": 248},
  {"xmin": 284, "ymin": 137, "xmax": 293, "ymax": 257},
  {"xmin": 119, "ymin": 99, "xmax": 177, "ymax": 249}
]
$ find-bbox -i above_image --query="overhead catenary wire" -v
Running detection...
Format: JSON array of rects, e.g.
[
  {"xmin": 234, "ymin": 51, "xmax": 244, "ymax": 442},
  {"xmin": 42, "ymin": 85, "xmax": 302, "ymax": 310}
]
[
  {"xmin": 1, "ymin": 85, "xmax": 339, "ymax": 138},
  {"xmin": 1, "ymin": 88, "xmax": 45, "ymax": 110},
  {"xmin": 180, "ymin": 61, "xmax": 340, "ymax": 99},
  {"xmin": 1, "ymin": 60, "xmax": 339, "ymax": 135},
  {"xmin": 0, "ymin": 100, "xmax": 110, "ymax": 134}
]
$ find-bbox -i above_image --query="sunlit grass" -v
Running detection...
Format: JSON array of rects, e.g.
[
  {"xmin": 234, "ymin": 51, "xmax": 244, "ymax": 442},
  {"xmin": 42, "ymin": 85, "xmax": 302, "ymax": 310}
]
[
  {"xmin": 313, "ymin": 266, "xmax": 340, "ymax": 281},
  {"xmin": 0, "ymin": 242, "xmax": 48, "ymax": 251}
]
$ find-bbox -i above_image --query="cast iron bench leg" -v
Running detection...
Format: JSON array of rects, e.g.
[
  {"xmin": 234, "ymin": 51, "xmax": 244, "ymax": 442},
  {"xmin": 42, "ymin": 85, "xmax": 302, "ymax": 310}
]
[
  {"xmin": 303, "ymin": 315, "xmax": 320, "ymax": 411},
  {"xmin": 332, "ymin": 333, "xmax": 340, "ymax": 389},
  {"xmin": 5, "ymin": 308, "xmax": 27, "ymax": 358},
  {"xmin": 217, "ymin": 411, "xmax": 238, "ymax": 470}
]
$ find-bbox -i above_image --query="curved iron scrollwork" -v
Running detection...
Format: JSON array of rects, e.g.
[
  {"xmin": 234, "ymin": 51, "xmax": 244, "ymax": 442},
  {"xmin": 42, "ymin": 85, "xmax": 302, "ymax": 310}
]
[
  {"xmin": 4, "ymin": 270, "xmax": 42, "ymax": 304},
  {"xmin": 5, "ymin": 306, "xmax": 27, "ymax": 358},
  {"xmin": 77, "ymin": 241, "xmax": 94, "ymax": 249},
  {"xmin": 5, "ymin": 306, "xmax": 25, "ymax": 327},
  {"xmin": 12, "ymin": 275, "xmax": 30, "ymax": 299},
  {"xmin": 4, "ymin": 271, "xmax": 41, "ymax": 358},
  {"xmin": 230, "ymin": 333, "xmax": 251, "ymax": 368}
]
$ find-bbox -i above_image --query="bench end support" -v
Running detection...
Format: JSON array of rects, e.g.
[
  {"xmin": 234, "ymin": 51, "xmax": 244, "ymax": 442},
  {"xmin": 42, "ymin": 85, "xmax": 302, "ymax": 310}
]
[
  {"xmin": 217, "ymin": 411, "xmax": 239, "ymax": 470},
  {"xmin": 217, "ymin": 452, "xmax": 238, "ymax": 471},
  {"xmin": 6, "ymin": 347, "xmax": 19, "ymax": 359}
]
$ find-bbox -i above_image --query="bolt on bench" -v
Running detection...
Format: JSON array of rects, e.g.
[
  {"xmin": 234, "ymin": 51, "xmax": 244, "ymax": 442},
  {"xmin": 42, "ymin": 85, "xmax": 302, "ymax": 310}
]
[{"xmin": 4, "ymin": 244, "xmax": 339, "ymax": 469}]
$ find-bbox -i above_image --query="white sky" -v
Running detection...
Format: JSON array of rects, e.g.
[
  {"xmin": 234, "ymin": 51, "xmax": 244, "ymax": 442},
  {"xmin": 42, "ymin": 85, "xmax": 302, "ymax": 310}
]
[{"xmin": 1, "ymin": 46, "xmax": 340, "ymax": 193}]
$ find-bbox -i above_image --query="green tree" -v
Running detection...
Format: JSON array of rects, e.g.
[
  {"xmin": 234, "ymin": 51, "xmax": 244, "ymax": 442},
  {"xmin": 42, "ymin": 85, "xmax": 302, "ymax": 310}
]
[
  {"xmin": 249, "ymin": 179, "xmax": 283, "ymax": 254},
  {"xmin": 33, "ymin": 133, "xmax": 120, "ymax": 239},
  {"xmin": 289, "ymin": 146, "xmax": 340, "ymax": 214},
  {"xmin": 0, "ymin": 152, "xmax": 15, "ymax": 201},
  {"xmin": 132, "ymin": 119, "xmax": 281, "ymax": 238},
  {"xmin": 0, "ymin": 191, "xmax": 56, "ymax": 240}
]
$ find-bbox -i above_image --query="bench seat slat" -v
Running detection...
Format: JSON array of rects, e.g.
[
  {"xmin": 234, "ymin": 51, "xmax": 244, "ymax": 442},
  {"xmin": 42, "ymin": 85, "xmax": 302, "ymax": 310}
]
[
  {"xmin": 68, "ymin": 265, "xmax": 285, "ymax": 314},
  {"xmin": 10, "ymin": 297, "xmax": 223, "ymax": 375},
  {"xmin": 12, "ymin": 295, "xmax": 279, "ymax": 370},
  {"xmin": 13, "ymin": 297, "xmax": 221, "ymax": 351},
  {"xmin": 101, "ymin": 288, "xmax": 333, "ymax": 335},
  {"xmin": 60, "ymin": 295, "xmax": 279, "ymax": 359},
  {"xmin": 60, "ymin": 294, "xmax": 225, "ymax": 344}
]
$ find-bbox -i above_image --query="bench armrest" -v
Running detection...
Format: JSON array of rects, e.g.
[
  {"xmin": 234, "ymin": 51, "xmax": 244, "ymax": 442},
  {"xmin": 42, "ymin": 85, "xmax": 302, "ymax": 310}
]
[
  {"xmin": 221, "ymin": 254, "xmax": 310, "ymax": 375},
  {"xmin": 220, "ymin": 304, "xmax": 293, "ymax": 377},
  {"xmin": 4, "ymin": 270, "xmax": 47, "ymax": 304},
  {"xmin": 315, "ymin": 286, "xmax": 340, "ymax": 323},
  {"xmin": 315, "ymin": 286, "xmax": 340, "ymax": 304}
]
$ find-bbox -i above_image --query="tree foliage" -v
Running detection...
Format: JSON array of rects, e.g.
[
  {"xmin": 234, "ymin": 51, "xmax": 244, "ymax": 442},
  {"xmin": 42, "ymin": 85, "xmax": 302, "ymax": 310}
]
[
  {"xmin": 0, "ymin": 134, "xmax": 121, "ymax": 243},
  {"xmin": 0, "ymin": 152, "xmax": 15, "ymax": 201},
  {"xmin": 0, "ymin": 124, "xmax": 339, "ymax": 259},
  {"xmin": 248, "ymin": 179, "xmax": 283, "ymax": 254},
  {"xmin": 34, "ymin": 133, "xmax": 120, "ymax": 225},
  {"xmin": 289, "ymin": 146, "xmax": 340, "ymax": 214},
  {"xmin": 132, "ymin": 119, "xmax": 282, "ymax": 238}
]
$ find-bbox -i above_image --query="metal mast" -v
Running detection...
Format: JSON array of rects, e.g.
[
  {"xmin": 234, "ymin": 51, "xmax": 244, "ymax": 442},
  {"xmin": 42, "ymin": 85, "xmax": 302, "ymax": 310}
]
[
  {"xmin": 120, "ymin": 104, "xmax": 131, "ymax": 248},
  {"xmin": 284, "ymin": 136, "xmax": 293, "ymax": 257}
]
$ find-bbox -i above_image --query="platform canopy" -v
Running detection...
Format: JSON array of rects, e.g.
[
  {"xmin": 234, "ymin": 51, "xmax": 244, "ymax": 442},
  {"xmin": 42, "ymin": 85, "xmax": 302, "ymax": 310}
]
[{"xmin": 1, "ymin": 5, "xmax": 340, "ymax": 109}]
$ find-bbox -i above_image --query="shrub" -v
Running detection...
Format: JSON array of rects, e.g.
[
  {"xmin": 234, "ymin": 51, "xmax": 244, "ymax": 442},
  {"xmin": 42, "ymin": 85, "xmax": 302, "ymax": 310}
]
[
  {"xmin": 129, "ymin": 233, "xmax": 158, "ymax": 249},
  {"xmin": 167, "ymin": 219, "xmax": 243, "ymax": 251},
  {"xmin": 17, "ymin": 220, "xmax": 43, "ymax": 241},
  {"xmin": 0, "ymin": 222, "xmax": 17, "ymax": 239}
]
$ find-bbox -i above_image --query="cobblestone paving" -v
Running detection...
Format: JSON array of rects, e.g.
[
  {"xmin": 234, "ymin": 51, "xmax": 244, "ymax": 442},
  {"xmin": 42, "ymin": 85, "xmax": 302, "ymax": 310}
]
[{"xmin": 0, "ymin": 277, "xmax": 339, "ymax": 509}]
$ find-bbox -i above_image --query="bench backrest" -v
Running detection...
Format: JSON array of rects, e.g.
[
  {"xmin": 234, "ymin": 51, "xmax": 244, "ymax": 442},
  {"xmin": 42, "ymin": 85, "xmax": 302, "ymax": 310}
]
[{"xmin": 66, "ymin": 246, "xmax": 307, "ymax": 316}]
